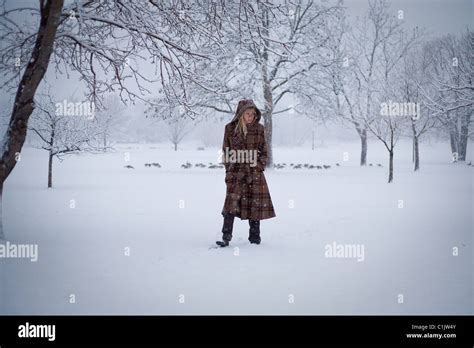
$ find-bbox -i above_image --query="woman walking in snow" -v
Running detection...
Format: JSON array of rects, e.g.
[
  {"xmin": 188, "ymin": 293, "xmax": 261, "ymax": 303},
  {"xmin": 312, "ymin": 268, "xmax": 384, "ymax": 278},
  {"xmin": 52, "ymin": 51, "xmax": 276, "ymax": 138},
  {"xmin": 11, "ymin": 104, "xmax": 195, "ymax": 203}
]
[{"xmin": 216, "ymin": 99, "xmax": 276, "ymax": 247}]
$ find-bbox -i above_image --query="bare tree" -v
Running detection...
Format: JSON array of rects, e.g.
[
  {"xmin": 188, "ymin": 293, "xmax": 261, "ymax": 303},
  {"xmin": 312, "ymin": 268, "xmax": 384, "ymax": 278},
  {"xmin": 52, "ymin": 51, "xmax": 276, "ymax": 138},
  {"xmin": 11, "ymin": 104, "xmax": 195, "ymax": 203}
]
[
  {"xmin": 29, "ymin": 93, "xmax": 100, "ymax": 188},
  {"xmin": 182, "ymin": 0, "xmax": 344, "ymax": 166},
  {"xmin": 346, "ymin": 0, "xmax": 422, "ymax": 182},
  {"xmin": 318, "ymin": 0, "xmax": 421, "ymax": 180},
  {"xmin": 419, "ymin": 31, "xmax": 473, "ymax": 162},
  {"xmin": 93, "ymin": 94, "xmax": 127, "ymax": 151},
  {"xmin": 366, "ymin": 1, "xmax": 422, "ymax": 183},
  {"xmin": 167, "ymin": 116, "xmax": 193, "ymax": 151},
  {"xmin": 146, "ymin": 90, "xmax": 194, "ymax": 151},
  {"xmin": 400, "ymin": 46, "xmax": 437, "ymax": 171},
  {"xmin": 0, "ymin": 0, "xmax": 64, "ymax": 239},
  {"xmin": 0, "ymin": 0, "xmax": 230, "ymax": 239},
  {"xmin": 348, "ymin": 1, "xmax": 420, "ymax": 167},
  {"xmin": 307, "ymin": 0, "xmax": 394, "ymax": 166}
]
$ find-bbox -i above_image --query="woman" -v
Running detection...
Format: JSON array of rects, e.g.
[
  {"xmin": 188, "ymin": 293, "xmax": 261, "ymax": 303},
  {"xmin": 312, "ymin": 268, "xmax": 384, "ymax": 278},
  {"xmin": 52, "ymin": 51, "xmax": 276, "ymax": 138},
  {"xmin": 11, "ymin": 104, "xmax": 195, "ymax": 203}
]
[{"xmin": 216, "ymin": 99, "xmax": 276, "ymax": 247}]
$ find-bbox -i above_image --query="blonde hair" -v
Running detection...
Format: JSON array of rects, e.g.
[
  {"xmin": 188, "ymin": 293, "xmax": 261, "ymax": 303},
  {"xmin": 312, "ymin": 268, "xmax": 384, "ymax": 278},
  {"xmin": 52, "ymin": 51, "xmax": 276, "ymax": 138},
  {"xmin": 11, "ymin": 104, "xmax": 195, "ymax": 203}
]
[{"xmin": 234, "ymin": 109, "xmax": 256, "ymax": 138}]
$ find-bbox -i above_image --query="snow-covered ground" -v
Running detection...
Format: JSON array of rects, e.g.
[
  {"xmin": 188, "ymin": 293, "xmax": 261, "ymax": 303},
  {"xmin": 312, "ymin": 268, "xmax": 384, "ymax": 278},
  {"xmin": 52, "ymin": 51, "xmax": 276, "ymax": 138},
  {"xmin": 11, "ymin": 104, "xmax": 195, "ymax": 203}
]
[{"xmin": 0, "ymin": 139, "xmax": 472, "ymax": 314}]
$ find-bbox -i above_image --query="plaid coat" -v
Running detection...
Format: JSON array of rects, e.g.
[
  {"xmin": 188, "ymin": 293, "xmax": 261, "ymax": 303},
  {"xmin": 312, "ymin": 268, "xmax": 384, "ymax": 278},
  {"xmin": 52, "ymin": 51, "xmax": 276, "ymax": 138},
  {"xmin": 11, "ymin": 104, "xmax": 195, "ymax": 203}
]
[{"xmin": 221, "ymin": 99, "xmax": 276, "ymax": 221}]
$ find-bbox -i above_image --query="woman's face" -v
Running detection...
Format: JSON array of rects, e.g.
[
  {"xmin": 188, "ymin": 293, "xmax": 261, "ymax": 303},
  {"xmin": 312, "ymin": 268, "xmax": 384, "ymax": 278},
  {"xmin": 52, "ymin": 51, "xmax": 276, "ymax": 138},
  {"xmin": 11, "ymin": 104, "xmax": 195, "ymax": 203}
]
[{"xmin": 242, "ymin": 109, "xmax": 256, "ymax": 124}]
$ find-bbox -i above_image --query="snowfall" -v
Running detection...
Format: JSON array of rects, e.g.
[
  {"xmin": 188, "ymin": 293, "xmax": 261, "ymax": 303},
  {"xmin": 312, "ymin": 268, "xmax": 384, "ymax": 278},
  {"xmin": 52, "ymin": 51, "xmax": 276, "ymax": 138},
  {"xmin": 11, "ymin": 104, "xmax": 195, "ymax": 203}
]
[{"xmin": 0, "ymin": 139, "xmax": 472, "ymax": 315}]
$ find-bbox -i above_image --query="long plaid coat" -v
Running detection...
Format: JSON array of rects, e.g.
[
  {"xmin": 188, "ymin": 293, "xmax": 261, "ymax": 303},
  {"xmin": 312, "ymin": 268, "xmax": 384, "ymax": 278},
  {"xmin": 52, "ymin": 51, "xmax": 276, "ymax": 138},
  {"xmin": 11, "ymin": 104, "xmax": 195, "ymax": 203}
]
[{"xmin": 221, "ymin": 99, "xmax": 276, "ymax": 221}]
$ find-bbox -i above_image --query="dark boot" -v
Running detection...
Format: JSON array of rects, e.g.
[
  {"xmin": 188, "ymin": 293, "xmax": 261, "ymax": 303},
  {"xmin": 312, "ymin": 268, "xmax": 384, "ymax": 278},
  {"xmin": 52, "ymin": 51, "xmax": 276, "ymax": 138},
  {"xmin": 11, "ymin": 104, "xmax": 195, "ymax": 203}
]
[
  {"xmin": 248, "ymin": 220, "xmax": 261, "ymax": 244},
  {"xmin": 216, "ymin": 213, "xmax": 235, "ymax": 247}
]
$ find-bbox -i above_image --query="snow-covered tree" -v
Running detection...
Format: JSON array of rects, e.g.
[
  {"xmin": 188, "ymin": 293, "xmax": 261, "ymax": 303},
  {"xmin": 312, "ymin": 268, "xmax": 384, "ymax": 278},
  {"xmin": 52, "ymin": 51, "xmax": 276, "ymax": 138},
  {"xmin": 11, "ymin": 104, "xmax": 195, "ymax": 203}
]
[
  {"xmin": 92, "ymin": 94, "xmax": 127, "ymax": 151},
  {"xmin": 343, "ymin": 1, "xmax": 419, "ymax": 169},
  {"xmin": 419, "ymin": 31, "xmax": 473, "ymax": 162},
  {"xmin": 314, "ymin": 0, "xmax": 422, "ymax": 180},
  {"xmin": 181, "ymin": 0, "xmax": 344, "ymax": 166},
  {"xmin": 0, "ymin": 0, "xmax": 64, "ymax": 239},
  {"xmin": 364, "ymin": 1, "xmax": 422, "ymax": 182},
  {"xmin": 29, "ymin": 93, "xmax": 101, "ymax": 188},
  {"xmin": 146, "ymin": 86, "xmax": 195, "ymax": 151},
  {"xmin": 166, "ymin": 116, "xmax": 193, "ymax": 152},
  {"xmin": 0, "ymin": 0, "xmax": 231, "ymax": 239},
  {"xmin": 399, "ymin": 46, "xmax": 437, "ymax": 171}
]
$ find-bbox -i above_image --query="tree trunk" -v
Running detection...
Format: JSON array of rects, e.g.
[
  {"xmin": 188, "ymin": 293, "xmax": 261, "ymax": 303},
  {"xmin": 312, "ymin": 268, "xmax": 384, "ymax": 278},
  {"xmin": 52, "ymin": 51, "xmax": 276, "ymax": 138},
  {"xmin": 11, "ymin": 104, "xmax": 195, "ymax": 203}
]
[
  {"xmin": 411, "ymin": 120, "xmax": 420, "ymax": 171},
  {"xmin": 388, "ymin": 150, "xmax": 394, "ymax": 183},
  {"xmin": 458, "ymin": 113, "xmax": 470, "ymax": 161},
  {"xmin": 449, "ymin": 123, "xmax": 459, "ymax": 160},
  {"xmin": 0, "ymin": 0, "xmax": 64, "ymax": 239},
  {"xmin": 174, "ymin": 142, "xmax": 177, "ymax": 151},
  {"xmin": 413, "ymin": 135, "xmax": 420, "ymax": 171},
  {"xmin": 260, "ymin": 6, "xmax": 273, "ymax": 168},
  {"xmin": 48, "ymin": 151, "xmax": 53, "ymax": 188},
  {"xmin": 360, "ymin": 129, "xmax": 367, "ymax": 166},
  {"xmin": 48, "ymin": 127, "xmax": 55, "ymax": 188},
  {"xmin": 263, "ymin": 112, "xmax": 273, "ymax": 167}
]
